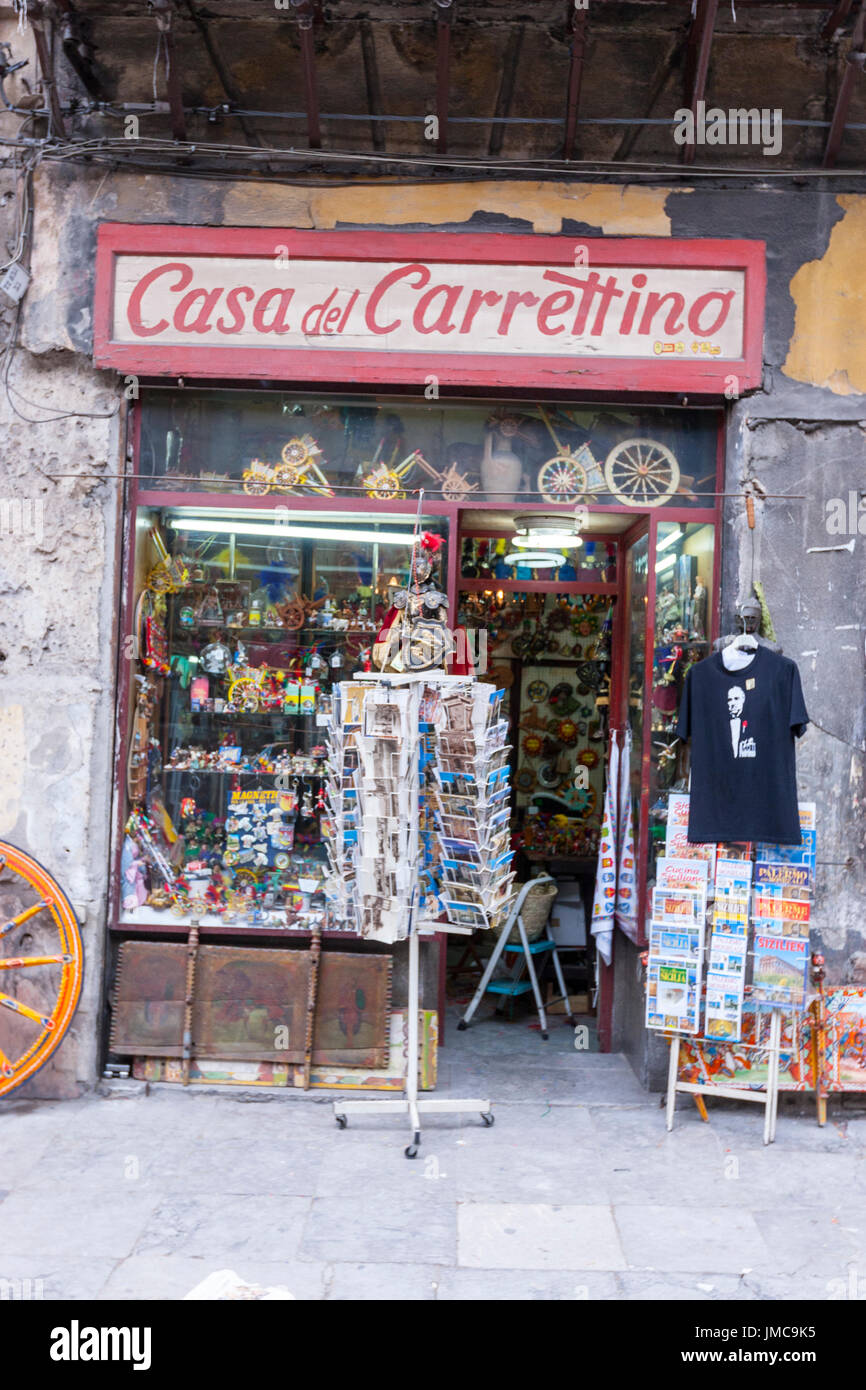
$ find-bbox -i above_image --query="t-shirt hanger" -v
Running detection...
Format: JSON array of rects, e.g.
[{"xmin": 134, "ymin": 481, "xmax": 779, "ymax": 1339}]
[{"xmin": 721, "ymin": 620, "xmax": 759, "ymax": 671}]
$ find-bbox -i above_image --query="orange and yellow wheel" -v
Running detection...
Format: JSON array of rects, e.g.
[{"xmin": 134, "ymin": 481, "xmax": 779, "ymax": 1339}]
[{"xmin": 0, "ymin": 842, "xmax": 83, "ymax": 1098}]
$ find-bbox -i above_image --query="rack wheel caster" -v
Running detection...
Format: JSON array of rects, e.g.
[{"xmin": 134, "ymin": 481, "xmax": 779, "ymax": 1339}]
[
  {"xmin": 541, "ymin": 1031, "xmax": 549, "ymax": 1040},
  {"xmin": 481, "ymin": 1112, "xmax": 495, "ymax": 1127},
  {"xmin": 404, "ymin": 1143, "xmax": 419, "ymax": 1159},
  {"xmin": 456, "ymin": 1020, "xmax": 468, "ymax": 1031},
  {"xmin": 335, "ymin": 1115, "xmax": 347, "ymax": 1129}
]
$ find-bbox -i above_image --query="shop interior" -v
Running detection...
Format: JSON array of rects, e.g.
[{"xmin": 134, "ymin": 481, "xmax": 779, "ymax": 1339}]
[{"xmin": 109, "ymin": 390, "xmax": 719, "ymax": 1081}]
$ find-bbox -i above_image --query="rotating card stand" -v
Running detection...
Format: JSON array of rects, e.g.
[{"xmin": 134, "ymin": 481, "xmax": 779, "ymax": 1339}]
[{"xmin": 331, "ymin": 672, "xmax": 493, "ymax": 1159}]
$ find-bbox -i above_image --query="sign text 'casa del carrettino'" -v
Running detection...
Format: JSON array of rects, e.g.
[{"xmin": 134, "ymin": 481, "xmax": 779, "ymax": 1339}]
[{"xmin": 94, "ymin": 227, "xmax": 765, "ymax": 393}]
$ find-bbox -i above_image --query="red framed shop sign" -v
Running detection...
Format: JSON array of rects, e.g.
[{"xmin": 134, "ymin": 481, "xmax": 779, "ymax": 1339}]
[{"xmin": 94, "ymin": 225, "xmax": 765, "ymax": 394}]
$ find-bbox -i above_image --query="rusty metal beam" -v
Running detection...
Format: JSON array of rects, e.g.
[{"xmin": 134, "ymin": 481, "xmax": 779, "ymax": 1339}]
[
  {"xmin": 435, "ymin": 0, "xmax": 454, "ymax": 156},
  {"xmin": 360, "ymin": 18, "xmax": 385, "ymax": 152},
  {"xmin": 822, "ymin": 0, "xmax": 855, "ymax": 39},
  {"xmin": 292, "ymin": 0, "xmax": 321, "ymax": 149},
  {"xmin": 29, "ymin": 5, "xmax": 66, "ymax": 137},
  {"xmin": 150, "ymin": 0, "xmax": 186, "ymax": 142},
  {"xmin": 682, "ymin": 0, "xmax": 718, "ymax": 165},
  {"xmin": 183, "ymin": 0, "xmax": 262, "ymax": 148},
  {"xmin": 615, "ymin": 23, "xmax": 689, "ymax": 161},
  {"xmin": 489, "ymin": 20, "xmax": 523, "ymax": 157},
  {"xmin": 823, "ymin": 0, "xmax": 866, "ymax": 165},
  {"xmin": 563, "ymin": 4, "xmax": 587, "ymax": 161}
]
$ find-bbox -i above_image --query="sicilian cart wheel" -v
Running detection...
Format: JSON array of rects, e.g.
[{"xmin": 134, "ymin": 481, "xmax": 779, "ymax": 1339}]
[
  {"xmin": 364, "ymin": 468, "xmax": 405, "ymax": 502},
  {"xmin": 282, "ymin": 439, "xmax": 313, "ymax": 470},
  {"xmin": 0, "ymin": 842, "xmax": 83, "ymax": 1098},
  {"xmin": 274, "ymin": 463, "xmax": 305, "ymax": 490},
  {"xmin": 603, "ymin": 438, "xmax": 680, "ymax": 508},
  {"xmin": 242, "ymin": 470, "xmax": 271, "ymax": 497},
  {"xmin": 536, "ymin": 454, "xmax": 589, "ymax": 505}
]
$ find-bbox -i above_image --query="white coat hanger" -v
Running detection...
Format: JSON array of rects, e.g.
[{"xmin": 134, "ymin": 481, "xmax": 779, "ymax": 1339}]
[{"xmin": 731, "ymin": 614, "xmax": 758, "ymax": 651}]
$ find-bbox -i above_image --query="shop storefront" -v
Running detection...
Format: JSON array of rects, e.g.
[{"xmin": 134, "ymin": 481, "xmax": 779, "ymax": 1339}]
[{"xmin": 94, "ymin": 225, "xmax": 765, "ymax": 1082}]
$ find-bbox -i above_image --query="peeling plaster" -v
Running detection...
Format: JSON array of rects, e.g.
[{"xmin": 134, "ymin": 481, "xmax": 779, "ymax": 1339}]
[
  {"xmin": 222, "ymin": 180, "xmax": 677, "ymax": 236},
  {"xmin": 783, "ymin": 195, "xmax": 866, "ymax": 395}
]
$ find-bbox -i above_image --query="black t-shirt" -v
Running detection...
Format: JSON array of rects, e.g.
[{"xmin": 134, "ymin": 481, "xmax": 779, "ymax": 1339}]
[{"xmin": 676, "ymin": 646, "xmax": 809, "ymax": 844}]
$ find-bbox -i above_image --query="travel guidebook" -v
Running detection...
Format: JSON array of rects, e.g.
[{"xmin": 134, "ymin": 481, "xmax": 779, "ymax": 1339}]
[
  {"xmin": 752, "ymin": 934, "xmax": 810, "ymax": 1009},
  {"xmin": 646, "ymin": 957, "xmax": 701, "ymax": 1033}
]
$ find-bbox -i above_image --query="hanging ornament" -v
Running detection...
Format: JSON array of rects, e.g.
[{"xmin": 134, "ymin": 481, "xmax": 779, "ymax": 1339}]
[{"xmin": 521, "ymin": 732, "xmax": 544, "ymax": 758}]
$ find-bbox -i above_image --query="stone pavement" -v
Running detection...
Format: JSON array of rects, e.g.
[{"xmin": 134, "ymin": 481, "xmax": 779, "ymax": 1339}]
[{"xmin": 2, "ymin": 1006, "xmax": 865, "ymax": 1301}]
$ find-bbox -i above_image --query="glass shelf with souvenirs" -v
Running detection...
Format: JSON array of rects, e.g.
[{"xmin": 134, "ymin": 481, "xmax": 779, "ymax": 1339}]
[
  {"xmin": 121, "ymin": 508, "xmax": 446, "ymax": 931},
  {"xmin": 138, "ymin": 388, "xmax": 720, "ymax": 511},
  {"xmin": 646, "ymin": 521, "xmax": 716, "ymax": 886}
]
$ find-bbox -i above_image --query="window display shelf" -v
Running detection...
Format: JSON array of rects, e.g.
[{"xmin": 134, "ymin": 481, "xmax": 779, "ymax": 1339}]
[{"xmin": 112, "ymin": 920, "xmax": 356, "ymax": 940}]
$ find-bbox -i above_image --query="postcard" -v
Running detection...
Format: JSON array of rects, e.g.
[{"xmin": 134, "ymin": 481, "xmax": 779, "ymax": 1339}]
[{"xmin": 651, "ymin": 886, "xmax": 705, "ymax": 927}]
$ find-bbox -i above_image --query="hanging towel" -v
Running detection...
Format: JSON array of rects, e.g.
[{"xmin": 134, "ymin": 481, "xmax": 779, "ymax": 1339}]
[{"xmin": 590, "ymin": 732, "xmax": 618, "ymax": 965}]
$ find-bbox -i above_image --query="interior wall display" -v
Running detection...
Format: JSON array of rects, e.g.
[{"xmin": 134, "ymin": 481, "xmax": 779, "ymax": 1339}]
[
  {"xmin": 110, "ymin": 941, "xmax": 392, "ymax": 1067},
  {"xmin": 676, "ymin": 647, "xmax": 810, "ymax": 844}
]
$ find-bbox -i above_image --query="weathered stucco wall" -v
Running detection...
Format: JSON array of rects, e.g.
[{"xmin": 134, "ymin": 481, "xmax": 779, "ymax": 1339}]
[
  {"xmin": 5, "ymin": 160, "xmax": 864, "ymax": 1092},
  {"xmin": 0, "ymin": 350, "xmax": 122, "ymax": 1096}
]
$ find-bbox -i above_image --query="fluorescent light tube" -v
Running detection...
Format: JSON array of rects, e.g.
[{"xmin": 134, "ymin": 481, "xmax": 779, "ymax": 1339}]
[
  {"xmin": 655, "ymin": 552, "xmax": 678, "ymax": 574},
  {"xmin": 167, "ymin": 518, "xmax": 419, "ymax": 546},
  {"xmin": 656, "ymin": 527, "xmax": 683, "ymax": 552}
]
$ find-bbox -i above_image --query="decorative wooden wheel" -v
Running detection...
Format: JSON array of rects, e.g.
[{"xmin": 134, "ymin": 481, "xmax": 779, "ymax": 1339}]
[
  {"xmin": 603, "ymin": 438, "xmax": 680, "ymax": 508},
  {"xmin": 0, "ymin": 843, "xmax": 83, "ymax": 1098},
  {"xmin": 274, "ymin": 462, "xmax": 304, "ymax": 489},
  {"xmin": 282, "ymin": 438, "xmax": 314, "ymax": 469},
  {"xmin": 537, "ymin": 454, "xmax": 589, "ymax": 505},
  {"xmin": 227, "ymin": 675, "xmax": 262, "ymax": 712},
  {"xmin": 242, "ymin": 466, "xmax": 271, "ymax": 496},
  {"xmin": 363, "ymin": 466, "xmax": 405, "ymax": 501}
]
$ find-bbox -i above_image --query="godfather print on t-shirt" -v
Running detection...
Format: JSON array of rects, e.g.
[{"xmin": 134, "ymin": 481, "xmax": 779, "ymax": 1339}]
[{"xmin": 676, "ymin": 647, "xmax": 809, "ymax": 844}]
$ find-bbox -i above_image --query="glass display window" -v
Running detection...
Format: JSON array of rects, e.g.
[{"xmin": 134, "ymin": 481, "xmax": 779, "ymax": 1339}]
[
  {"xmin": 121, "ymin": 506, "xmax": 447, "ymax": 931},
  {"xmin": 139, "ymin": 389, "xmax": 720, "ymax": 511}
]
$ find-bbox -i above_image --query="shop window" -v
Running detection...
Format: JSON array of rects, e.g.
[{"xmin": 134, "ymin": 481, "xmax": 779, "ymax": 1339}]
[
  {"xmin": 122, "ymin": 506, "xmax": 446, "ymax": 929},
  {"xmin": 139, "ymin": 390, "xmax": 719, "ymax": 510},
  {"xmin": 647, "ymin": 520, "xmax": 716, "ymax": 882}
]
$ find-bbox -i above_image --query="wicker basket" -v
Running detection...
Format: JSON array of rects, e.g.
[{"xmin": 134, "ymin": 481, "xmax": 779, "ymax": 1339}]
[{"xmin": 508, "ymin": 878, "xmax": 558, "ymax": 944}]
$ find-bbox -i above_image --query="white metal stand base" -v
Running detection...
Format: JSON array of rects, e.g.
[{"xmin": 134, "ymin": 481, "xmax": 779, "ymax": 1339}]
[
  {"xmin": 664, "ymin": 1007, "xmax": 783, "ymax": 1145},
  {"xmin": 334, "ymin": 927, "xmax": 493, "ymax": 1158}
]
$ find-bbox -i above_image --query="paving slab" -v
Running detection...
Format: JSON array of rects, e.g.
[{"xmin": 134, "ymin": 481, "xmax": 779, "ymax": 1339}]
[
  {"xmin": 99, "ymin": 1254, "xmax": 326, "ymax": 1301},
  {"xmin": 616, "ymin": 1271, "xmax": 755, "ymax": 1300},
  {"xmin": 133, "ymin": 1194, "xmax": 312, "ymax": 1262},
  {"xmin": 614, "ymin": 1204, "xmax": 771, "ymax": 1273},
  {"xmin": 455, "ymin": 1130, "xmax": 609, "ymax": 1205},
  {"xmin": 301, "ymin": 1192, "xmax": 456, "ymax": 1264},
  {"xmin": 748, "ymin": 1206, "xmax": 866, "ymax": 1278},
  {"xmin": 0, "ymin": 1258, "xmax": 119, "ymax": 1301},
  {"xmin": 323, "ymin": 1261, "xmax": 441, "ymax": 1300},
  {"xmin": 0, "ymin": 1186, "xmax": 160, "ymax": 1261},
  {"xmin": 435, "ymin": 1268, "xmax": 619, "ymax": 1300},
  {"xmin": 457, "ymin": 1201, "xmax": 626, "ymax": 1271}
]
